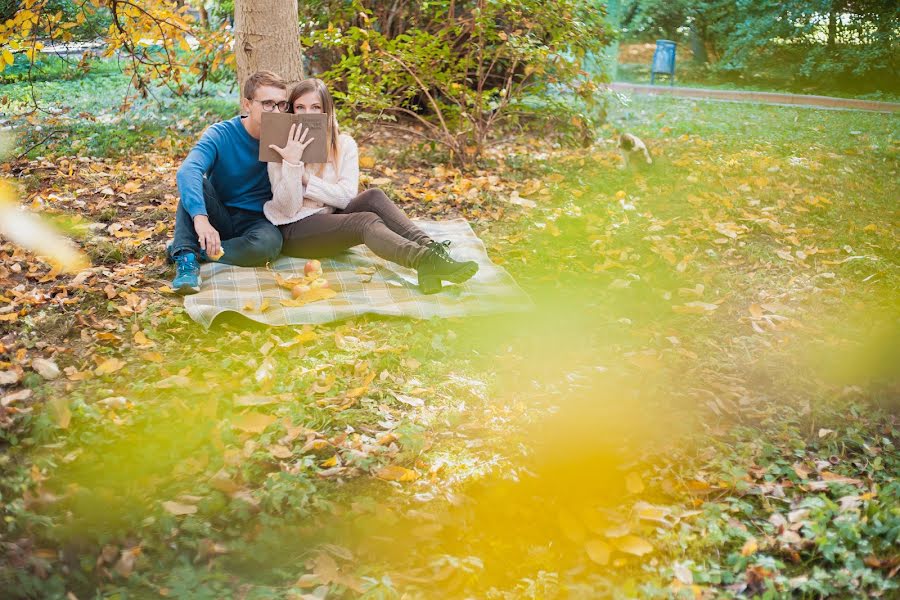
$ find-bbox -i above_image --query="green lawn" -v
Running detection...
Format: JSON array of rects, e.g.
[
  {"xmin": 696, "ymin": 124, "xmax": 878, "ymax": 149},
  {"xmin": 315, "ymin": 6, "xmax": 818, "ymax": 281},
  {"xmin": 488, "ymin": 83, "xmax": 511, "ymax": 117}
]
[
  {"xmin": 1, "ymin": 69, "xmax": 898, "ymax": 599},
  {"xmin": 615, "ymin": 61, "xmax": 900, "ymax": 104}
]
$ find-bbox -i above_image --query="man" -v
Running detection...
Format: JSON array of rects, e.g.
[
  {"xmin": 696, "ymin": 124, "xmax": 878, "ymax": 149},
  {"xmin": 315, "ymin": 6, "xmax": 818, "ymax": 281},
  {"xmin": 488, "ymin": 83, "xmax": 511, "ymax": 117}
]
[{"xmin": 170, "ymin": 70, "xmax": 289, "ymax": 294}]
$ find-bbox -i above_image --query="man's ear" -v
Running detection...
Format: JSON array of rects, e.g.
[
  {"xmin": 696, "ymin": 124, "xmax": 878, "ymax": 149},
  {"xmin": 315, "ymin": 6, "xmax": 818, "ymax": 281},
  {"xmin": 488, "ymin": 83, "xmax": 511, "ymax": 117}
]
[{"xmin": 239, "ymin": 96, "xmax": 251, "ymax": 116}]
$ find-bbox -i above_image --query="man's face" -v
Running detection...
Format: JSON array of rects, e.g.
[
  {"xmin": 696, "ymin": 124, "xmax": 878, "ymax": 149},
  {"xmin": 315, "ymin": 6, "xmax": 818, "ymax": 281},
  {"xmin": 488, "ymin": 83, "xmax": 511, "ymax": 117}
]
[{"xmin": 241, "ymin": 85, "xmax": 289, "ymax": 133}]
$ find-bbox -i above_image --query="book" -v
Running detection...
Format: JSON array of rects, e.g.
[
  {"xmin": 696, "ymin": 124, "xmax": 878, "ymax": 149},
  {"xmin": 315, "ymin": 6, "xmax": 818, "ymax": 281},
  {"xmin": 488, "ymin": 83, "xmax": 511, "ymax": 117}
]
[{"xmin": 258, "ymin": 112, "xmax": 329, "ymax": 163}]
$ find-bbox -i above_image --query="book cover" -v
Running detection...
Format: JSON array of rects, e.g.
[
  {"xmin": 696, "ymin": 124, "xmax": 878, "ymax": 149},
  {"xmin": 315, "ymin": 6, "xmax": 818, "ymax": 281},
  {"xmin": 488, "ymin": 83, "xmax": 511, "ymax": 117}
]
[{"xmin": 259, "ymin": 112, "xmax": 329, "ymax": 164}]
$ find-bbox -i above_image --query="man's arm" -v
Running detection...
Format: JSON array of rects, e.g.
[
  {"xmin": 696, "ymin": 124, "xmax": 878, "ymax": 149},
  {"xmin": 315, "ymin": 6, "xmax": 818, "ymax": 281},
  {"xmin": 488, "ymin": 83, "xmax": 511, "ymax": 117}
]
[
  {"xmin": 176, "ymin": 127, "xmax": 219, "ymax": 218},
  {"xmin": 176, "ymin": 127, "xmax": 223, "ymax": 257}
]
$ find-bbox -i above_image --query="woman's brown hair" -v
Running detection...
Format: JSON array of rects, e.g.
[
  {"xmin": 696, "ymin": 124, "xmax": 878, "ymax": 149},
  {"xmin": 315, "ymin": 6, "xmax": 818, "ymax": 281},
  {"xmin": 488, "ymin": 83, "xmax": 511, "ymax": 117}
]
[{"xmin": 287, "ymin": 78, "xmax": 341, "ymax": 176}]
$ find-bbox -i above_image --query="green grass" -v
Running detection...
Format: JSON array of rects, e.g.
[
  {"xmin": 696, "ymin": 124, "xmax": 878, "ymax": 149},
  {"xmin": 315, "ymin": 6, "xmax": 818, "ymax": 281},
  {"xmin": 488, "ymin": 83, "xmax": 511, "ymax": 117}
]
[
  {"xmin": 1, "ymin": 71, "xmax": 898, "ymax": 599},
  {"xmin": 615, "ymin": 61, "xmax": 900, "ymax": 104}
]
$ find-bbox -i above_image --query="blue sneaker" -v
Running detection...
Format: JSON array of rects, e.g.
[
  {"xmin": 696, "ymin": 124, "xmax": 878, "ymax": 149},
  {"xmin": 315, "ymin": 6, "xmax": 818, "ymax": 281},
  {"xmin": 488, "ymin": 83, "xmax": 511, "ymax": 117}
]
[
  {"xmin": 167, "ymin": 243, "xmax": 208, "ymax": 264},
  {"xmin": 172, "ymin": 252, "xmax": 201, "ymax": 295}
]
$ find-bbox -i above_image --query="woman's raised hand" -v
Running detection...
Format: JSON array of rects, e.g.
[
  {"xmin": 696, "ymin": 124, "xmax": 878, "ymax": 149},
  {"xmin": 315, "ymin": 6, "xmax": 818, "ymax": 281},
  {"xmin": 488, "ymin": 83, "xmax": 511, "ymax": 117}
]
[{"xmin": 269, "ymin": 123, "xmax": 315, "ymax": 165}]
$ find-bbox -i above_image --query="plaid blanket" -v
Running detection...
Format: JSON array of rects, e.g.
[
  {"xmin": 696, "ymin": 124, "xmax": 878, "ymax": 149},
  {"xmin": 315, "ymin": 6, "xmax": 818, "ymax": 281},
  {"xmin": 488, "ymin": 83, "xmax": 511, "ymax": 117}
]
[{"xmin": 183, "ymin": 219, "xmax": 533, "ymax": 328}]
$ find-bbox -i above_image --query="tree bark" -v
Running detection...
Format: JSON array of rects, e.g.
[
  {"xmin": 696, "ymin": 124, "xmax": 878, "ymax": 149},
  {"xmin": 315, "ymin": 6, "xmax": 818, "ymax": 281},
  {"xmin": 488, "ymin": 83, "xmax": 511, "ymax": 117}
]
[
  {"xmin": 827, "ymin": 6, "xmax": 837, "ymax": 49},
  {"xmin": 690, "ymin": 23, "xmax": 708, "ymax": 64},
  {"xmin": 233, "ymin": 0, "xmax": 305, "ymax": 91}
]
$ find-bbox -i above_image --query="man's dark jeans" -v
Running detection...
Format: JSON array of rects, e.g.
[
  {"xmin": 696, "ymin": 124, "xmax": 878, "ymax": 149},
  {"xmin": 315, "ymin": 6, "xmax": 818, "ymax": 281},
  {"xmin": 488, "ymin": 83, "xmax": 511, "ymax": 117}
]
[{"xmin": 172, "ymin": 179, "xmax": 282, "ymax": 267}]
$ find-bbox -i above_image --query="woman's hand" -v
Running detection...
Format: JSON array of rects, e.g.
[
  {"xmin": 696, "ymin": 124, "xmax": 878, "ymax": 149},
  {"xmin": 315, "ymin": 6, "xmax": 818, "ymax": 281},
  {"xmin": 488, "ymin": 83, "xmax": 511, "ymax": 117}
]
[{"xmin": 269, "ymin": 123, "xmax": 315, "ymax": 165}]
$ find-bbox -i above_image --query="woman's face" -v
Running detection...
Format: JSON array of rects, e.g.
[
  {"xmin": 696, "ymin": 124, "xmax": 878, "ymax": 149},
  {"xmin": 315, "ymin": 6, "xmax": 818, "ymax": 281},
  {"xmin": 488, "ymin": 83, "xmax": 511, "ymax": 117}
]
[{"xmin": 293, "ymin": 91, "xmax": 323, "ymax": 114}]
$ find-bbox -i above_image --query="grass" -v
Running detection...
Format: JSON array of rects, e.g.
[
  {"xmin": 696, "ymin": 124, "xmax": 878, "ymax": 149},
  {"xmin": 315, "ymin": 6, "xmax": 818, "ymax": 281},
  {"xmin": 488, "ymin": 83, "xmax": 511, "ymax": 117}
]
[
  {"xmin": 615, "ymin": 61, "xmax": 900, "ymax": 104},
  {"xmin": 0, "ymin": 66, "xmax": 898, "ymax": 598}
]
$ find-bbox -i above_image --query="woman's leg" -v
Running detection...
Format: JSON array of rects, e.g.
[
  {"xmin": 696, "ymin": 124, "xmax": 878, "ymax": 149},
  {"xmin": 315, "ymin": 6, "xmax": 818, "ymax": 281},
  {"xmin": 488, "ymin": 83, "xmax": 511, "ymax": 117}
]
[
  {"xmin": 279, "ymin": 212, "xmax": 427, "ymax": 268},
  {"xmin": 341, "ymin": 188, "xmax": 432, "ymax": 247}
]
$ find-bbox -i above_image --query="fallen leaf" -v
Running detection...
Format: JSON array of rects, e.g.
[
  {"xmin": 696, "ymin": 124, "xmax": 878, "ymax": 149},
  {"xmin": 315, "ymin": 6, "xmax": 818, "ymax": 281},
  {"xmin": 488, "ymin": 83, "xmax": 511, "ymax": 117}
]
[
  {"xmin": 32, "ymin": 358, "xmax": 61, "ymax": 380},
  {"xmin": 0, "ymin": 369, "xmax": 22, "ymax": 386},
  {"xmin": 133, "ymin": 331, "xmax": 155, "ymax": 348},
  {"xmin": 269, "ymin": 445, "xmax": 293, "ymax": 459},
  {"xmin": 113, "ymin": 547, "xmax": 140, "ymax": 578},
  {"xmin": 156, "ymin": 374, "xmax": 191, "ymax": 388},
  {"xmin": 162, "ymin": 501, "xmax": 197, "ymax": 516},
  {"xmin": 2, "ymin": 388, "xmax": 33, "ymax": 406},
  {"xmin": 585, "ymin": 539, "xmax": 611, "ymax": 565},
  {"xmin": 234, "ymin": 394, "xmax": 279, "ymax": 407},
  {"xmin": 393, "ymin": 393, "xmax": 425, "ymax": 407},
  {"xmin": 376, "ymin": 465, "xmax": 419, "ymax": 482},
  {"xmin": 672, "ymin": 302, "xmax": 719, "ymax": 314},
  {"xmin": 94, "ymin": 357, "xmax": 126, "ymax": 375},
  {"xmin": 741, "ymin": 537, "xmax": 758, "ymax": 556},
  {"xmin": 614, "ymin": 535, "xmax": 654, "ymax": 557},
  {"xmin": 280, "ymin": 288, "xmax": 337, "ymax": 307},
  {"xmin": 233, "ymin": 412, "xmax": 277, "ymax": 434}
]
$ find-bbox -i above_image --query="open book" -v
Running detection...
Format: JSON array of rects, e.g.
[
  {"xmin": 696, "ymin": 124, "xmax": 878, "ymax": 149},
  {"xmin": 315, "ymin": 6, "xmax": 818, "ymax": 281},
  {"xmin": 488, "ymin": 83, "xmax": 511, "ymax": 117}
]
[{"xmin": 258, "ymin": 112, "xmax": 329, "ymax": 163}]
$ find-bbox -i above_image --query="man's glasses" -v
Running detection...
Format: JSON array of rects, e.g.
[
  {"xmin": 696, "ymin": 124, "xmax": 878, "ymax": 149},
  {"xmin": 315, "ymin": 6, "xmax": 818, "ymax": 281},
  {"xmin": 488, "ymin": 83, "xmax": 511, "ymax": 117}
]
[{"xmin": 253, "ymin": 99, "xmax": 290, "ymax": 112}]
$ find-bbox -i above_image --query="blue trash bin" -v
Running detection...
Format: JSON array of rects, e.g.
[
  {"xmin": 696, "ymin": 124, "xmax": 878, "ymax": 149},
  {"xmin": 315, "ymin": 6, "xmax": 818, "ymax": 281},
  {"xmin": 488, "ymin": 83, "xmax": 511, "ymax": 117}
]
[{"xmin": 650, "ymin": 40, "xmax": 676, "ymax": 86}]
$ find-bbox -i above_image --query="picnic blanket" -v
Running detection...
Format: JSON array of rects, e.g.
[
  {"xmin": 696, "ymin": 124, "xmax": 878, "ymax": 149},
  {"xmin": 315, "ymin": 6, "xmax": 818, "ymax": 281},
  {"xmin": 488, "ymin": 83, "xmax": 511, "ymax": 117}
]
[{"xmin": 183, "ymin": 219, "xmax": 533, "ymax": 328}]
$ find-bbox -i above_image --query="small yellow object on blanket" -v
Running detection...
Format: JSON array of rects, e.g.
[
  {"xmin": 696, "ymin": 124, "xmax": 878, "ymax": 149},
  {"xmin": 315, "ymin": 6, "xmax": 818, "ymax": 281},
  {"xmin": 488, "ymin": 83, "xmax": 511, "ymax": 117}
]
[{"xmin": 207, "ymin": 248, "xmax": 225, "ymax": 261}]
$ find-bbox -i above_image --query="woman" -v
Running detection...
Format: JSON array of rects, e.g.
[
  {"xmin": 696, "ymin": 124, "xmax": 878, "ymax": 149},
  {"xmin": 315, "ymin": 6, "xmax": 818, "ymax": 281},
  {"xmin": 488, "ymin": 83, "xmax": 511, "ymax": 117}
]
[{"xmin": 264, "ymin": 78, "xmax": 478, "ymax": 295}]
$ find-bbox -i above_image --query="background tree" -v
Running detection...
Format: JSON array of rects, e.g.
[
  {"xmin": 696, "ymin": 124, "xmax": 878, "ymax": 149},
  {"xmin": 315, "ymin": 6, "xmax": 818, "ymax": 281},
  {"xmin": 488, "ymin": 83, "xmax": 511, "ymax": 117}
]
[{"xmin": 620, "ymin": 0, "xmax": 899, "ymax": 84}]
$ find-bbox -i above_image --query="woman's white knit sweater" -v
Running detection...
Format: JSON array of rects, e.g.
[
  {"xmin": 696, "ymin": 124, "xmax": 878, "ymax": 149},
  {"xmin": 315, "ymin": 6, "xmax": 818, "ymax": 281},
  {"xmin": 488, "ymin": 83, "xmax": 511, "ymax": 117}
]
[{"xmin": 264, "ymin": 133, "xmax": 359, "ymax": 226}]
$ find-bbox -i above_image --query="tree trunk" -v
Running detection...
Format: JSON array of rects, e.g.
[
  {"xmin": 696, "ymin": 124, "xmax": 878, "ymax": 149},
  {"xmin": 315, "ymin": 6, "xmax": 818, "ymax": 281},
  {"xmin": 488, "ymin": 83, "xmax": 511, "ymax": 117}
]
[
  {"xmin": 827, "ymin": 7, "xmax": 837, "ymax": 49},
  {"xmin": 233, "ymin": 0, "xmax": 305, "ymax": 90},
  {"xmin": 690, "ymin": 23, "xmax": 708, "ymax": 64},
  {"xmin": 197, "ymin": 3, "xmax": 209, "ymax": 29}
]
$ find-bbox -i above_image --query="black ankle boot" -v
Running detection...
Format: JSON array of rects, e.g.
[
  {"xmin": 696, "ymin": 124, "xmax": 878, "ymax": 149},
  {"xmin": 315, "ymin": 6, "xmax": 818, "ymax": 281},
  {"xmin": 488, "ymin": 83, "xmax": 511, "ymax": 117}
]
[{"xmin": 416, "ymin": 242, "xmax": 479, "ymax": 294}]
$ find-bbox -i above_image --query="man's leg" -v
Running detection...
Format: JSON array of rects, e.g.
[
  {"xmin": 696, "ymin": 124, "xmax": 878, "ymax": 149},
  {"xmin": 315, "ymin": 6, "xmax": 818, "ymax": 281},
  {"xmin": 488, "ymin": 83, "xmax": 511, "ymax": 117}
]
[
  {"xmin": 221, "ymin": 210, "xmax": 283, "ymax": 267},
  {"xmin": 171, "ymin": 179, "xmax": 235, "ymax": 259}
]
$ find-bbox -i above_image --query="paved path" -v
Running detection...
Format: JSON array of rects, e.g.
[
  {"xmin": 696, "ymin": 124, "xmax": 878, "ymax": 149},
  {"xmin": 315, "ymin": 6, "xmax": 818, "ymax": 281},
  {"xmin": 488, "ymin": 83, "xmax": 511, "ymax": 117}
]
[{"xmin": 608, "ymin": 82, "xmax": 899, "ymax": 114}]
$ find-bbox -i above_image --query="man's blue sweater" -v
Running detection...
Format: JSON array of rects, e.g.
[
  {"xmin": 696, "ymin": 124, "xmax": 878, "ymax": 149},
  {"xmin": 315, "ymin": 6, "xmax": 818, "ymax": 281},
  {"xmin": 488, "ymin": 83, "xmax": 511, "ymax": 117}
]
[{"xmin": 176, "ymin": 116, "xmax": 271, "ymax": 218}]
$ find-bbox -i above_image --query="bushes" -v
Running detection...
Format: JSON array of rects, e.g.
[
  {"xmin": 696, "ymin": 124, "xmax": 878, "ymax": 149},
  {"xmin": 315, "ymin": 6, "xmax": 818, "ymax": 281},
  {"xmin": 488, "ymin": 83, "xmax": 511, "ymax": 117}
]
[
  {"xmin": 304, "ymin": 0, "xmax": 613, "ymax": 166},
  {"xmin": 620, "ymin": 0, "xmax": 899, "ymax": 92}
]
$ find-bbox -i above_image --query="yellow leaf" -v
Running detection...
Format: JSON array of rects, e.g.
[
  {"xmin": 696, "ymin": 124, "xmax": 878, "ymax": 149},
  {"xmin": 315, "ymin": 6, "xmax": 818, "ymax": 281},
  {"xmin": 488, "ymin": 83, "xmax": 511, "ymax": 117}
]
[
  {"xmin": 614, "ymin": 535, "xmax": 654, "ymax": 557},
  {"xmin": 740, "ymin": 537, "xmax": 758, "ymax": 556},
  {"xmin": 376, "ymin": 465, "xmax": 419, "ymax": 482},
  {"xmin": 133, "ymin": 331, "xmax": 154, "ymax": 347},
  {"xmin": 1, "ymin": 49, "xmax": 13, "ymax": 67},
  {"xmin": 636, "ymin": 503, "xmax": 670, "ymax": 523},
  {"xmin": 94, "ymin": 357, "xmax": 126, "ymax": 375},
  {"xmin": 141, "ymin": 352, "xmax": 163, "ymax": 363},
  {"xmin": 38, "ymin": 262, "xmax": 62, "ymax": 283},
  {"xmin": 585, "ymin": 539, "xmax": 611, "ymax": 565},
  {"xmin": 162, "ymin": 501, "xmax": 197, "ymax": 516},
  {"xmin": 233, "ymin": 412, "xmax": 276, "ymax": 434},
  {"xmin": 625, "ymin": 472, "xmax": 644, "ymax": 494},
  {"xmin": 863, "ymin": 223, "xmax": 877, "ymax": 232},
  {"xmin": 280, "ymin": 288, "xmax": 337, "ymax": 307},
  {"xmin": 320, "ymin": 455, "xmax": 338, "ymax": 468},
  {"xmin": 359, "ymin": 155, "xmax": 376, "ymax": 169},
  {"xmin": 121, "ymin": 180, "xmax": 142, "ymax": 195}
]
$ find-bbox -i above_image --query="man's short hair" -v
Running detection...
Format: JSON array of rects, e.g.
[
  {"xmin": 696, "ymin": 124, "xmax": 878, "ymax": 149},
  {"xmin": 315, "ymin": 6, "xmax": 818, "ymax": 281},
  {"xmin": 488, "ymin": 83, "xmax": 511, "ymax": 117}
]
[{"xmin": 243, "ymin": 70, "xmax": 287, "ymax": 100}]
